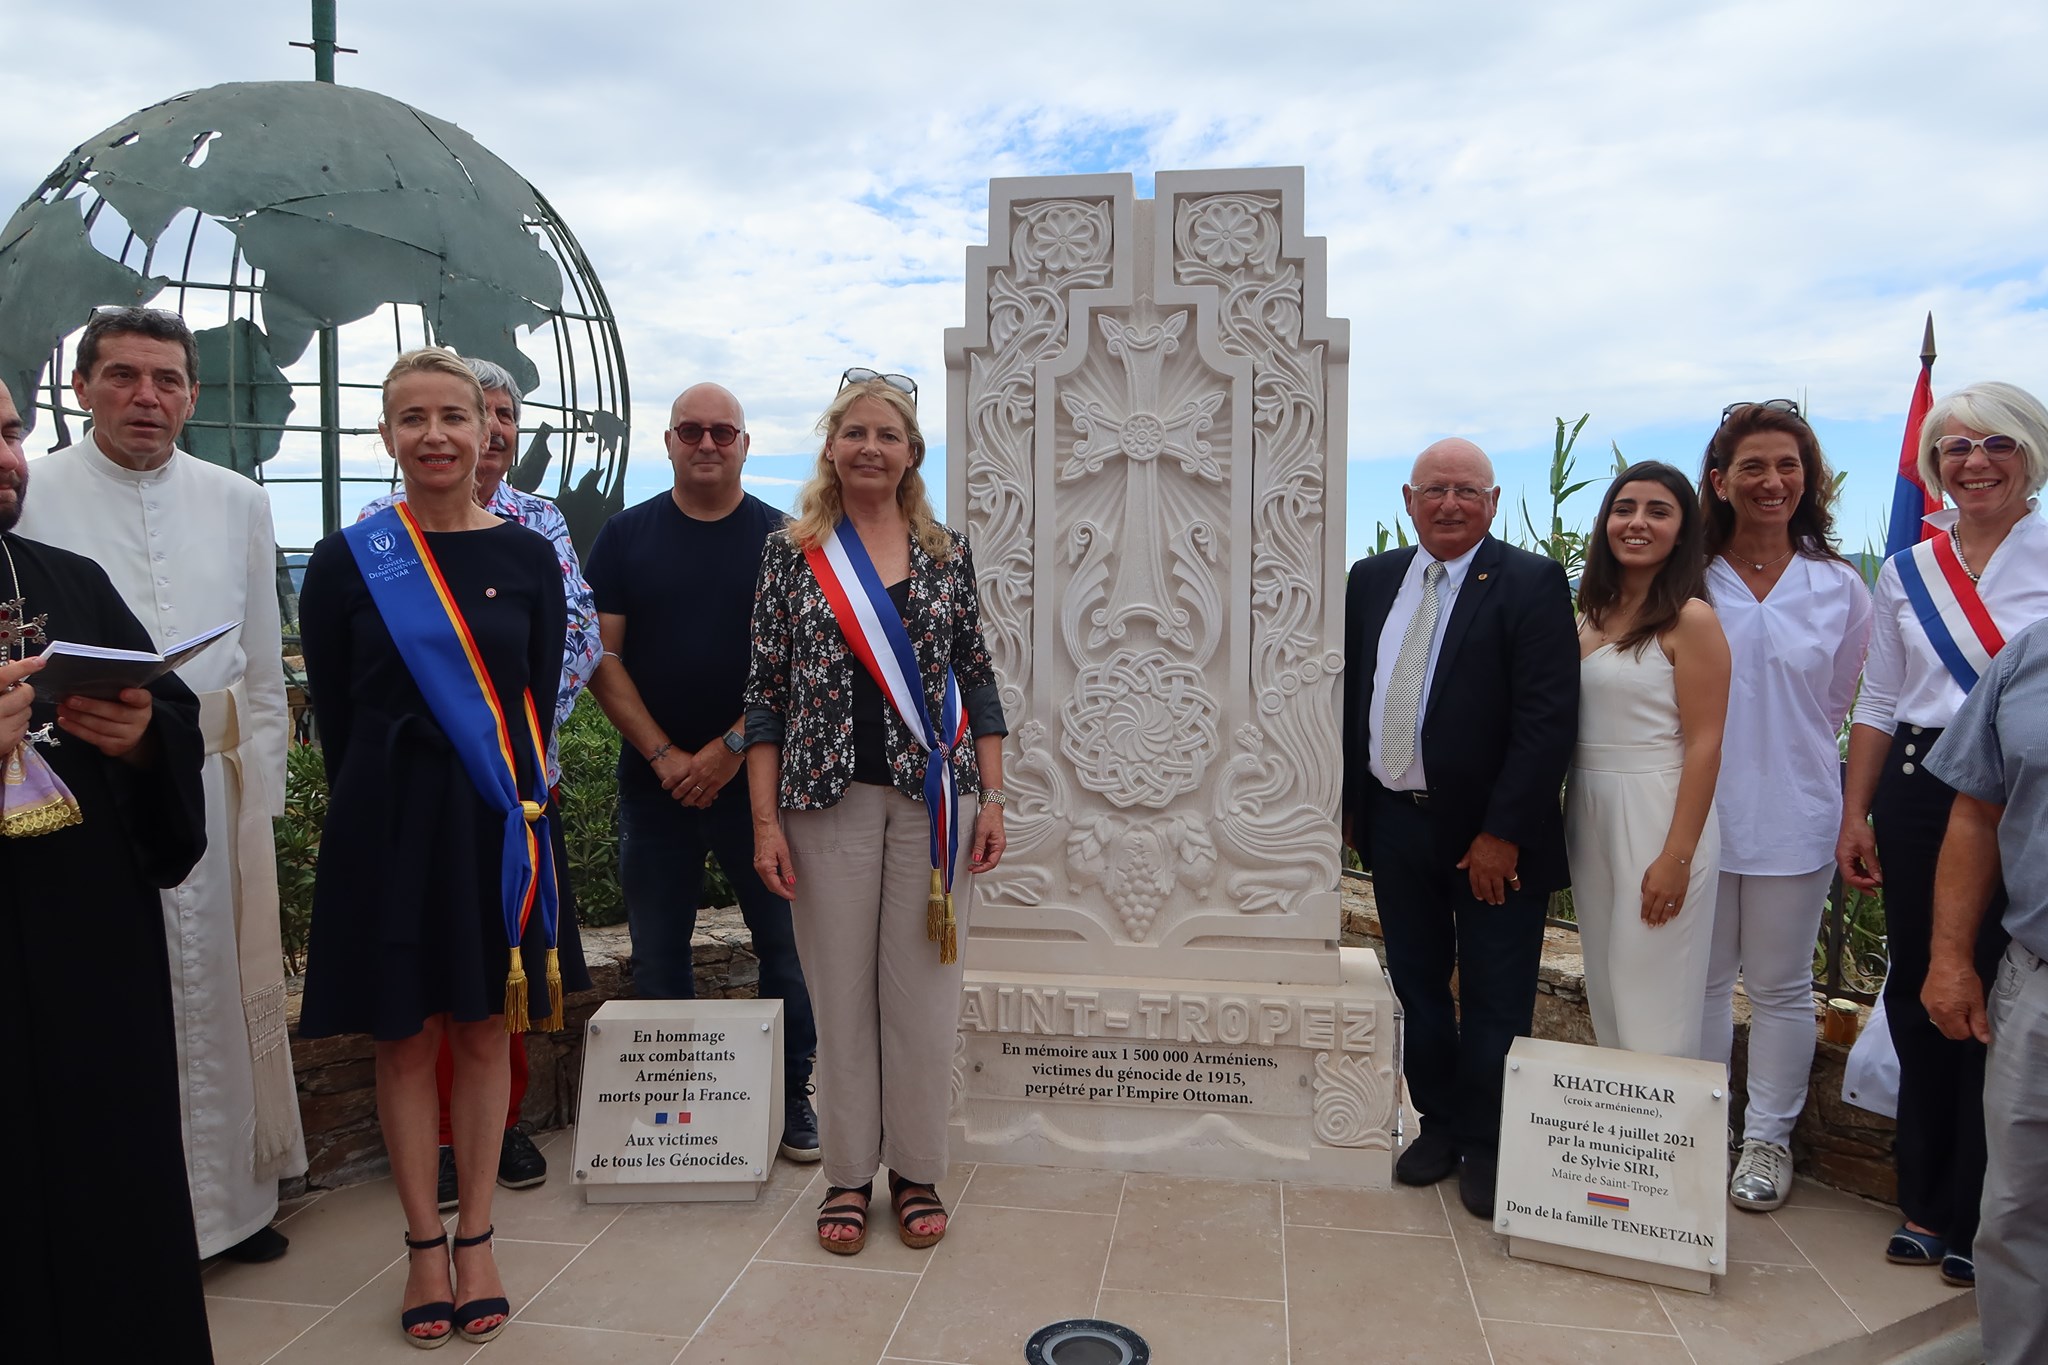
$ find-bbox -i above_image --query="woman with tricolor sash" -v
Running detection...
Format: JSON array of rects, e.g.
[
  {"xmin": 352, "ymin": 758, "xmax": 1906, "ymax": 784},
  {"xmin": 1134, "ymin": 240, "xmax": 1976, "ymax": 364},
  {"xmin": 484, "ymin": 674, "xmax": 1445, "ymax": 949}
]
[
  {"xmin": 1839, "ymin": 381, "xmax": 2048, "ymax": 1286},
  {"xmin": 298, "ymin": 350, "xmax": 580, "ymax": 1348},
  {"xmin": 743, "ymin": 374, "xmax": 1008, "ymax": 1257}
]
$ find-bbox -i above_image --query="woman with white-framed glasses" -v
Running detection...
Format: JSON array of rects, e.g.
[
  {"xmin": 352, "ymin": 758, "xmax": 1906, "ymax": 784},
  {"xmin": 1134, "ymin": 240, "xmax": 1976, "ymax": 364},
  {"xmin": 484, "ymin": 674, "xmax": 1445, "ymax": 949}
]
[
  {"xmin": 1839, "ymin": 381, "xmax": 2048, "ymax": 1285},
  {"xmin": 1695, "ymin": 401, "xmax": 1871, "ymax": 1215}
]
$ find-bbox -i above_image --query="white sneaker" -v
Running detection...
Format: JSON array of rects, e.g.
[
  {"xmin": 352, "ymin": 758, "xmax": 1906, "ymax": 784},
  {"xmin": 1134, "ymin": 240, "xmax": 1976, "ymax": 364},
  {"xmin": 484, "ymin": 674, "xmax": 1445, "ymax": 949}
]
[{"xmin": 1729, "ymin": 1139, "xmax": 1792, "ymax": 1212}]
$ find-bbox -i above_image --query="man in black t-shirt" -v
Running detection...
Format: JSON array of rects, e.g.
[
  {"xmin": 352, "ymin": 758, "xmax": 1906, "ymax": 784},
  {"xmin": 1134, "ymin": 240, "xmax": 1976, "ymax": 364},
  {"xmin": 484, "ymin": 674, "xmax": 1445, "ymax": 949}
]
[{"xmin": 585, "ymin": 383, "xmax": 819, "ymax": 1161}]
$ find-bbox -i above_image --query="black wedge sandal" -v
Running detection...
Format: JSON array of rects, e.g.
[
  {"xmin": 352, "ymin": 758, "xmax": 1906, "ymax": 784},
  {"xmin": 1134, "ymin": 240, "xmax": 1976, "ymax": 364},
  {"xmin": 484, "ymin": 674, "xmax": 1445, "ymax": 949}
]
[
  {"xmin": 817, "ymin": 1180, "xmax": 873, "ymax": 1256},
  {"xmin": 451, "ymin": 1225, "xmax": 510, "ymax": 1344},
  {"xmin": 888, "ymin": 1172, "xmax": 948, "ymax": 1250},
  {"xmin": 399, "ymin": 1232, "xmax": 455, "ymax": 1350}
]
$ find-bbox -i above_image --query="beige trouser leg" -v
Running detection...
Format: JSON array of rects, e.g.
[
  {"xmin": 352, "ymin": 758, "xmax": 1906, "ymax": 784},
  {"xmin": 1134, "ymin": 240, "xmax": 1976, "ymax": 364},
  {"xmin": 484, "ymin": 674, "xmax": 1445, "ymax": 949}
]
[{"xmin": 784, "ymin": 783, "xmax": 972, "ymax": 1189}]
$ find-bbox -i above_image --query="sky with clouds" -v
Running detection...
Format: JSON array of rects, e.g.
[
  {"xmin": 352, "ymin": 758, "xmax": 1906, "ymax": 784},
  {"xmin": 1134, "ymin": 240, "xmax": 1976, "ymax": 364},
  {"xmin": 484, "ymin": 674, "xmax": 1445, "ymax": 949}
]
[{"xmin": 8, "ymin": 0, "xmax": 2046, "ymax": 554}]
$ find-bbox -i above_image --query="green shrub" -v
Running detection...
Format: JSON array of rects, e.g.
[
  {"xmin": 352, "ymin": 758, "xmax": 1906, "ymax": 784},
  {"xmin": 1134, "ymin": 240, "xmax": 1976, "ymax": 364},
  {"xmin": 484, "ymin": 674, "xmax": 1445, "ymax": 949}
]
[
  {"xmin": 275, "ymin": 740, "xmax": 328, "ymax": 975},
  {"xmin": 556, "ymin": 695, "xmax": 625, "ymax": 925}
]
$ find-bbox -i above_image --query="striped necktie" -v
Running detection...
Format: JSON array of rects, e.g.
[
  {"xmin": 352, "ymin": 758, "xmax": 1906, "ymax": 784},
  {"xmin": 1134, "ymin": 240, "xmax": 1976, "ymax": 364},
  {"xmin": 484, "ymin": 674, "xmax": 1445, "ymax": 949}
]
[{"xmin": 1380, "ymin": 561, "xmax": 1444, "ymax": 782}]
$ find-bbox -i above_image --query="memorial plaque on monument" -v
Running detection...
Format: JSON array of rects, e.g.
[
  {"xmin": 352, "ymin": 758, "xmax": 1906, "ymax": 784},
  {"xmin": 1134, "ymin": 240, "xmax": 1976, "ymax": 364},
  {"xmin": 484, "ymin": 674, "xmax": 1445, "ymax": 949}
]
[
  {"xmin": 571, "ymin": 999, "xmax": 783, "ymax": 1203},
  {"xmin": 1496, "ymin": 1037, "xmax": 1729, "ymax": 1293},
  {"xmin": 946, "ymin": 168, "xmax": 1397, "ymax": 1186}
]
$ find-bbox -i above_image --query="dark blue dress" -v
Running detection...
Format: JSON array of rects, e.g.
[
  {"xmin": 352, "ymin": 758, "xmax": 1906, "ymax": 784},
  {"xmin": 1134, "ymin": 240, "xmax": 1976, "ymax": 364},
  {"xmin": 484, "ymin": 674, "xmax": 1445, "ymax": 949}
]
[{"xmin": 297, "ymin": 521, "xmax": 586, "ymax": 1040}]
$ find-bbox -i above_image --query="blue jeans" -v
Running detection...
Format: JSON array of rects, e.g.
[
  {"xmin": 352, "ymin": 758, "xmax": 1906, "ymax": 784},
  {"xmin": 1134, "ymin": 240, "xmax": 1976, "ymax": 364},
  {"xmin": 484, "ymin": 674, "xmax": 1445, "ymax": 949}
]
[{"xmin": 620, "ymin": 792, "xmax": 816, "ymax": 1086}]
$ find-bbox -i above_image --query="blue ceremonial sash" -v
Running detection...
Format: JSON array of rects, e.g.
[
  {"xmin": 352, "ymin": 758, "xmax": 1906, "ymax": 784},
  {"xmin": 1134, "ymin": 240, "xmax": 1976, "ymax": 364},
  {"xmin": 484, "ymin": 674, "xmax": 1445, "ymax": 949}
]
[
  {"xmin": 343, "ymin": 504, "xmax": 562, "ymax": 1031},
  {"xmin": 804, "ymin": 520, "xmax": 971, "ymax": 963},
  {"xmin": 1894, "ymin": 533, "xmax": 2006, "ymax": 693}
]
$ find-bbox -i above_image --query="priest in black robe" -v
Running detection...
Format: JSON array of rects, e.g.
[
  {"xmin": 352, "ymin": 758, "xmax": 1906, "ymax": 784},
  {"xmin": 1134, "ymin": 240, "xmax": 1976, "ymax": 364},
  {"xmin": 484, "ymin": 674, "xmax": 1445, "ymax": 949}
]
[{"xmin": 2, "ymin": 380, "xmax": 213, "ymax": 1362}]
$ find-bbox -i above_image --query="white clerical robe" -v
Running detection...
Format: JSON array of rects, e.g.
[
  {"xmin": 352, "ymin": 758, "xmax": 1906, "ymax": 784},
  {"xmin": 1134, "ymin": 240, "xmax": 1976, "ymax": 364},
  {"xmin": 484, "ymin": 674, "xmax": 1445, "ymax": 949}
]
[{"xmin": 19, "ymin": 440, "xmax": 307, "ymax": 1256}]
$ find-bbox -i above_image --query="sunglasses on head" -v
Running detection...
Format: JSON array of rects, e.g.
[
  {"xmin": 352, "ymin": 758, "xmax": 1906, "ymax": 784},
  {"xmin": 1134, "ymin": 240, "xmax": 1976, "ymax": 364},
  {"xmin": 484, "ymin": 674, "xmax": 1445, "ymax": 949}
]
[
  {"xmin": 1720, "ymin": 398, "xmax": 1803, "ymax": 423},
  {"xmin": 670, "ymin": 422, "xmax": 743, "ymax": 447},
  {"xmin": 838, "ymin": 367, "xmax": 918, "ymax": 406}
]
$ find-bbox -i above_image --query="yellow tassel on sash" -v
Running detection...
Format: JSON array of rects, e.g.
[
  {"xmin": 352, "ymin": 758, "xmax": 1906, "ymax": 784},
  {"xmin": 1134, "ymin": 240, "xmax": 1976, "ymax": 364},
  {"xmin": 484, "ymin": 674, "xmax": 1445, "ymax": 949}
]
[
  {"xmin": 939, "ymin": 892, "xmax": 958, "ymax": 965},
  {"xmin": 537, "ymin": 946, "xmax": 566, "ymax": 1032},
  {"xmin": 503, "ymin": 960, "xmax": 531, "ymax": 1033},
  {"xmin": 927, "ymin": 868, "xmax": 946, "ymax": 943}
]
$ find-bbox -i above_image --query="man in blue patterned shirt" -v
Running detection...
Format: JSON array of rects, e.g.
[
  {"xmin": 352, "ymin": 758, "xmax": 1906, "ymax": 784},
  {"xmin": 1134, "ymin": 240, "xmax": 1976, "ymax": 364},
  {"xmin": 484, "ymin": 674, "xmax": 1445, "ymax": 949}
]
[{"xmin": 357, "ymin": 355, "xmax": 601, "ymax": 1201}]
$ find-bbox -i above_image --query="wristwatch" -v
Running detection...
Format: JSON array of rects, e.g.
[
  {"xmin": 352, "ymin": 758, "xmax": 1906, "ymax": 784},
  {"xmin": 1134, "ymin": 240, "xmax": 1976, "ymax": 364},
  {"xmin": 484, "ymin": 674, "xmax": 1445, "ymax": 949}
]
[
  {"xmin": 981, "ymin": 787, "xmax": 1008, "ymax": 808},
  {"xmin": 722, "ymin": 728, "xmax": 747, "ymax": 754}
]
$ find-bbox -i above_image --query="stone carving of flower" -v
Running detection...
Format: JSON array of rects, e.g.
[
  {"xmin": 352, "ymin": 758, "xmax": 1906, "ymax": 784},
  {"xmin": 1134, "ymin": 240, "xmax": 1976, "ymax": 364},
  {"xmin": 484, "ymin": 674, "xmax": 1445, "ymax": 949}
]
[
  {"xmin": 1189, "ymin": 199, "xmax": 1262, "ymax": 268},
  {"xmin": 1028, "ymin": 204, "xmax": 1106, "ymax": 275},
  {"xmin": 1060, "ymin": 649, "xmax": 1219, "ymax": 808}
]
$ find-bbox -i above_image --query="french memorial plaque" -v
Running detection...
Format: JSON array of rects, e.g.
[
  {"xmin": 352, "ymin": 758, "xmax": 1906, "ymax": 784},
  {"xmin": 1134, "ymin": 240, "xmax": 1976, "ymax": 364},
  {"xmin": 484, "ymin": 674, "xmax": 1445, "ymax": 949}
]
[
  {"xmin": 571, "ymin": 999, "xmax": 784, "ymax": 1204},
  {"xmin": 1497, "ymin": 1037, "xmax": 1729, "ymax": 1292},
  {"xmin": 950, "ymin": 952, "xmax": 1397, "ymax": 1185},
  {"xmin": 945, "ymin": 169, "xmax": 1395, "ymax": 1188}
]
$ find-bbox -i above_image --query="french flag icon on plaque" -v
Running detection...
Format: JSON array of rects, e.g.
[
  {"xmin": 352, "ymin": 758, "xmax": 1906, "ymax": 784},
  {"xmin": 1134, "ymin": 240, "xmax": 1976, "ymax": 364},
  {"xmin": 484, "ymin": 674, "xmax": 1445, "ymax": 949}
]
[{"xmin": 655, "ymin": 1112, "xmax": 692, "ymax": 1125}]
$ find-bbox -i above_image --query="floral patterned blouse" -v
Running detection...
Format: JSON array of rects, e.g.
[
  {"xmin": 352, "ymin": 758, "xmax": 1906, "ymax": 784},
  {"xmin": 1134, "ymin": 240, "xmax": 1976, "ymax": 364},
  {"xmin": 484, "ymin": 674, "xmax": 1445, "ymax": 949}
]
[{"xmin": 744, "ymin": 525, "xmax": 1006, "ymax": 811}]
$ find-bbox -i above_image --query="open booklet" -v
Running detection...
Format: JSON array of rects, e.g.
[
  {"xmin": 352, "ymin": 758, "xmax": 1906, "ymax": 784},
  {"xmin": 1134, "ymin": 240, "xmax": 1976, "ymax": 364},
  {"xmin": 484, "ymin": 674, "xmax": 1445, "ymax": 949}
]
[{"xmin": 32, "ymin": 619, "xmax": 242, "ymax": 701}]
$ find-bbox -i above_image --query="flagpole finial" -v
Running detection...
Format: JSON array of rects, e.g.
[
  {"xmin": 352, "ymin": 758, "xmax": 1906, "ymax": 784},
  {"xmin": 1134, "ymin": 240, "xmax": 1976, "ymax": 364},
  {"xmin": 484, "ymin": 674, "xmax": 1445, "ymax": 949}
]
[{"xmin": 1921, "ymin": 312, "xmax": 1937, "ymax": 367}]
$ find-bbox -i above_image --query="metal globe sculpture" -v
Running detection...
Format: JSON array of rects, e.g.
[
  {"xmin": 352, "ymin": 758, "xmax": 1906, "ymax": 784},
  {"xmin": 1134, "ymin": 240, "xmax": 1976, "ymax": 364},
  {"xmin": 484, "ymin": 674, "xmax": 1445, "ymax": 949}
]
[{"xmin": 0, "ymin": 80, "xmax": 629, "ymax": 555}]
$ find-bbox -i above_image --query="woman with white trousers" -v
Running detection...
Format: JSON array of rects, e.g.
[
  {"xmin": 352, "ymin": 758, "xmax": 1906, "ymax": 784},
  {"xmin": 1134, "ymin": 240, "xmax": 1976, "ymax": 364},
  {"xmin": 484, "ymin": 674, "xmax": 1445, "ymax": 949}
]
[{"xmin": 1696, "ymin": 401, "xmax": 1872, "ymax": 1213}]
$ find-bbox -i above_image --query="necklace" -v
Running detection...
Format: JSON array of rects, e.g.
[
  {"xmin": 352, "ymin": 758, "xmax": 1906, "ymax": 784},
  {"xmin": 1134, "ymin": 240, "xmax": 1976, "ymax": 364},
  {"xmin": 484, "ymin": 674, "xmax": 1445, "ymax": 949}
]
[
  {"xmin": 1, "ymin": 536, "xmax": 50, "ymax": 664},
  {"xmin": 1949, "ymin": 527, "xmax": 1981, "ymax": 582},
  {"xmin": 1728, "ymin": 546, "xmax": 1796, "ymax": 574}
]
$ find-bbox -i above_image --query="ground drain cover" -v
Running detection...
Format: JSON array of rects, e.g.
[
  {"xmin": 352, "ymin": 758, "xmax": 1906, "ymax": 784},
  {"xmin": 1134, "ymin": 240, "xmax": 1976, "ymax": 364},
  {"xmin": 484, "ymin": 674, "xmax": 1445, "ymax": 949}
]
[{"xmin": 1024, "ymin": 1319, "xmax": 1150, "ymax": 1365}]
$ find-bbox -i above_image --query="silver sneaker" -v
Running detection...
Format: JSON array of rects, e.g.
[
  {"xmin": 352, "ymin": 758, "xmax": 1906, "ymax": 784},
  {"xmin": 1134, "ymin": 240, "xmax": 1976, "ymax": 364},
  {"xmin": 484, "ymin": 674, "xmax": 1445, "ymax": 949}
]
[{"xmin": 1730, "ymin": 1139, "xmax": 1792, "ymax": 1212}]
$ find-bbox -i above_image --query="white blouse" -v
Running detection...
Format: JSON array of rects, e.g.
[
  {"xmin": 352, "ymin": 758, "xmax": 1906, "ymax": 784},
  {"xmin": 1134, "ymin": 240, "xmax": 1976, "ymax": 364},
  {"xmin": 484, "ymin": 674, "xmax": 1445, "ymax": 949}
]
[
  {"xmin": 1853, "ymin": 506, "xmax": 2048, "ymax": 736},
  {"xmin": 1710, "ymin": 555, "xmax": 1873, "ymax": 876}
]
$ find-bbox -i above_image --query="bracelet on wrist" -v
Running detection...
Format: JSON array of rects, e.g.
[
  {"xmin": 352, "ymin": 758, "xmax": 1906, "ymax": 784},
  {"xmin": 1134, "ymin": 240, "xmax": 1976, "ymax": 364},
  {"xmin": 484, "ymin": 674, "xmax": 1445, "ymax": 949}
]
[
  {"xmin": 647, "ymin": 741, "xmax": 673, "ymax": 765},
  {"xmin": 1660, "ymin": 850, "xmax": 1690, "ymax": 866},
  {"xmin": 980, "ymin": 787, "xmax": 1008, "ymax": 808}
]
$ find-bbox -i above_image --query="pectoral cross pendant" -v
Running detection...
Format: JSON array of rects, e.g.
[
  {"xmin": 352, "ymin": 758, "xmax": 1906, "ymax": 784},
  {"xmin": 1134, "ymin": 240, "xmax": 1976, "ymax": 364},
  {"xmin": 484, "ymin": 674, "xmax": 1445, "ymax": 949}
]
[{"xmin": 0, "ymin": 592, "xmax": 48, "ymax": 660}]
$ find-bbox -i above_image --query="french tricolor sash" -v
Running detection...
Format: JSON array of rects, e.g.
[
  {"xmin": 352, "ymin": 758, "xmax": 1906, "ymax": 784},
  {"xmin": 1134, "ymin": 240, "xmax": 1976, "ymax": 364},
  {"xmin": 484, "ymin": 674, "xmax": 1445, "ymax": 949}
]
[
  {"xmin": 1895, "ymin": 533, "xmax": 2006, "ymax": 692},
  {"xmin": 343, "ymin": 504, "xmax": 563, "ymax": 1032},
  {"xmin": 804, "ymin": 520, "xmax": 971, "ymax": 963}
]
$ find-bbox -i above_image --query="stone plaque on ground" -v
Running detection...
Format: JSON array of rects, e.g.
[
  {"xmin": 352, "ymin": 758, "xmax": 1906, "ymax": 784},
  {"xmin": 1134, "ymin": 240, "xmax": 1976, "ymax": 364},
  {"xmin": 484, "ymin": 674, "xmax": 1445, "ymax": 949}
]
[
  {"xmin": 954, "ymin": 961, "xmax": 1396, "ymax": 1183},
  {"xmin": 945, "ymin": 167, "xmax": 1394, "ymax": 1187},
  {"xmin": 1496, "ymin": 1036, "xmax": 1729, "ymax": 1292},
  {"xmin": 571, "ymin": 999, "xmax": 783, "ymax": 1203}
]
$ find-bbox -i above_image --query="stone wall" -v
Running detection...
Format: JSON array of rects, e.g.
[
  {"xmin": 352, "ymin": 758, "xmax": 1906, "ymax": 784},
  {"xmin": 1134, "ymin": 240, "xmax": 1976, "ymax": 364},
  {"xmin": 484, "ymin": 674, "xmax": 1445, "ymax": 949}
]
[
  {"xmin": 1336, "ymin": 877, "xmax": 1897, "ymax": 1205},
  {"xmin": 287, "ymin": 911, "xmax": 764, "ymax": 1191}
]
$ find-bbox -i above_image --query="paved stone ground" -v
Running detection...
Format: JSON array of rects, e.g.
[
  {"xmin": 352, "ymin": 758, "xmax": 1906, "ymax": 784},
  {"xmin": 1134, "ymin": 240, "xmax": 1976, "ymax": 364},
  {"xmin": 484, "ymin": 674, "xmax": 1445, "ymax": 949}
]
[{"xmin": 205, "ymin": 1127, "xmax": 1970, "ymax": 1365}]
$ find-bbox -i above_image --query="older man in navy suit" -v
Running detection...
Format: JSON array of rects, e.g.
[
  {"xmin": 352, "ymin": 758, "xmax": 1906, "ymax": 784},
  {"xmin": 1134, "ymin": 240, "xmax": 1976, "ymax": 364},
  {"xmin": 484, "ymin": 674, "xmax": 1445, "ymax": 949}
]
[{"xmin": 1343, "ymin": 437, "xmax": 1579, "ymax": 1219}]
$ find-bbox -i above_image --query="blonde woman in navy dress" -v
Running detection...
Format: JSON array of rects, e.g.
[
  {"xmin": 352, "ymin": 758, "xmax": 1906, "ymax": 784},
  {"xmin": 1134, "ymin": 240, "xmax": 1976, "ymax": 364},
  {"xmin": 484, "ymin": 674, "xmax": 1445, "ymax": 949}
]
[
  {"xmin": 1838, "ymin": 381, "xmax": 2048, "ymax": 1284},
  {"xmin": 1696, "ymin": 402, "xmax": 1872, "ymax": 1213}
]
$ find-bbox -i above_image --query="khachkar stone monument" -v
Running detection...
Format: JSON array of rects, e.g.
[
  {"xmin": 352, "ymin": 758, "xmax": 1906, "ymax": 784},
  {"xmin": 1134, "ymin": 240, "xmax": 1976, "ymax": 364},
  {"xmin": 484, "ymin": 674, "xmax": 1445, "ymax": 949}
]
[{"xmin": 945, "ymin": 168, "xmax": 1396, "ymax": 1186}]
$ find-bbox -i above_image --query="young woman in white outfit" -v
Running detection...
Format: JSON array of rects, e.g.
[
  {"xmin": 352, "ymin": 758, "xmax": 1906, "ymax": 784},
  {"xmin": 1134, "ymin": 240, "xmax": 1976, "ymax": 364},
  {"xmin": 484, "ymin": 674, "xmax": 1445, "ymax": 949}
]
[
  {"xmin": 1696, "ymin": 401, "xmax": 1873, "ymax": 1213},
  {"xmin": 1566, "ymin": 462, "xmax": 1730, "ymax": 1060}
]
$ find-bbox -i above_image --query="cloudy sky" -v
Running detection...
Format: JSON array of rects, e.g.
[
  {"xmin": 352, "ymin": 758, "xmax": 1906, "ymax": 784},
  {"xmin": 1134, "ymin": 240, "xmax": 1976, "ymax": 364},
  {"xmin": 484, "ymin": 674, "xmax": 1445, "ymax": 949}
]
[{"xmin": 9, "ymin": 0, "xmax": 2046, "ymax": 554}]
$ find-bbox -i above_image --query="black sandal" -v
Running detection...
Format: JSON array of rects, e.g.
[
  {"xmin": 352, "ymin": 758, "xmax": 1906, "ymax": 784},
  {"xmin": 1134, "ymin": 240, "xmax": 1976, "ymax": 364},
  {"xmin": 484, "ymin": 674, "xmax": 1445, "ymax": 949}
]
[
  {"xmin": 451, "ymin": 1225, "xmax": 510, "ymax": 1344},
  {"xmin": 889, "ymin": 1172, "xmax": 948, "ymax": 1249},
  {"xmin": 399, "ymin": 1232, "xmax": 454, "ymax": 1350},
  {"xmin": 817, "ymin": 1180, "xmax": 873, "ymax": 1256}
]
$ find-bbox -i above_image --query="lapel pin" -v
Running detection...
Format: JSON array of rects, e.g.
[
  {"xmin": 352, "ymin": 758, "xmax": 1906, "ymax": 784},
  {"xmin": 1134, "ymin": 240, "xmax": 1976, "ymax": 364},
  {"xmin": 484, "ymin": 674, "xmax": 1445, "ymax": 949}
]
[
  {"xmin": 1476, "ymin": 572, "xmax": 1489, "ymax": 581},
  {"xmin": 485, "ymin": 587, "xmax": 498, "ymax": 598}
]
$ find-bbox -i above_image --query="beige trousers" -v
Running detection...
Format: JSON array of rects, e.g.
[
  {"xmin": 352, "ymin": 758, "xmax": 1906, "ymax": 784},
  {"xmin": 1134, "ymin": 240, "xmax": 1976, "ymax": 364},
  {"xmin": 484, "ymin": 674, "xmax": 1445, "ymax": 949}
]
[{"xmin": 784, "ymin": 782, "xmax": 972, "ymax": 1188}]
